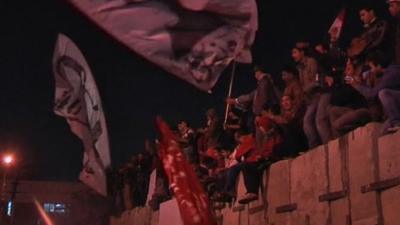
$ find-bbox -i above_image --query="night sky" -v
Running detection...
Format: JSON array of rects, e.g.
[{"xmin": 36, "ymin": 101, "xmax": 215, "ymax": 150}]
[{"xmin": 1, "ymin": 0, "xmax": 391, "ymax": 180}]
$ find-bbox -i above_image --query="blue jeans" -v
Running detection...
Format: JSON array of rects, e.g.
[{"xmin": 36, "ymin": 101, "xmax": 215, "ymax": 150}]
[
  {"xmin": 224, "ymin": 163, "xmax": 243, "ymax": 193},
  {"xmin": 316, "ymin": 93, "xmax": 332, "ymax": 143},
  {"xmin": 303, "ymin": 93, "xmax": 332, "ymax": 148},
  {"xmin": 303, "ymin": 96, "xmax": 320, "ymax": 148},
  {"xmin": 378, "ymin": 89, "xmax": 400, "ymax": 132}
]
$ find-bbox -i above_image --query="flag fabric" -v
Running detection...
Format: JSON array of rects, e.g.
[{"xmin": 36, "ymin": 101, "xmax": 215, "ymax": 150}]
[
  {"xmin": 67, "ymin": 0, "xmax": 258, "ymax": 91},
  {"xmin": 53, "ymin": 34, "xmax": 111, "ymax": 196},
  {"xmin": 156, "ymin": 117, "xmax": 217, "ymax": 225},
  {"xmin": 328, "ymin": 9, "xmax": 346, "ymax": 42}
]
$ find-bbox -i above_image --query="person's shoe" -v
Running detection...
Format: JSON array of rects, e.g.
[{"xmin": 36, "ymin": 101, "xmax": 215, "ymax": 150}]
[{"xmin": 238, "ymin": 193, "xmax": 258, "ymax": 204}]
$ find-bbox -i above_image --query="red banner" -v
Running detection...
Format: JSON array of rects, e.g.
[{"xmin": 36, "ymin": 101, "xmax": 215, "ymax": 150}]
[{"xmin": 156, "ymin": 118, "xmax": 217, "ymax": 225}]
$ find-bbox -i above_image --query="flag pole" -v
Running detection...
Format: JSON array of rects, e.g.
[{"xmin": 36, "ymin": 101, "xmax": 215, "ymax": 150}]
[{"xmin": 223, "ymin": 61, "xmax": 237, "ymax": 128}]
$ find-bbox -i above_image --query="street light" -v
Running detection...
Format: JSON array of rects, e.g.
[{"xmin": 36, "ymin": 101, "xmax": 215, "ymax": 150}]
[
  {"xmin": 3, "ymin": 155, "xmax": 14, "ymax": 166},
  {"xmin": 1, "ymin": 153, "xmax": 16, "ymax": 224}
]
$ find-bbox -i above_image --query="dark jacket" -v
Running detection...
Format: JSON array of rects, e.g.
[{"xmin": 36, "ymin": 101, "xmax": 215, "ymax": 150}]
[
  {"xmin": 237, "ymin": 75, "xmax": 280, "ymax": 115},
  {"xmin": 394, "ymin": 17, "xmax": 400, "ymax": 65},
  {"xmin": 362, "ymin": 19, "xmax": 390, "ymax": 54},
  {"xmin": 354, "ymin": 65, "xmax": 400, "ymax": 99},
  {"xmin": 297, "ymin": 56, "xmax": 319, "ymax": 98}
]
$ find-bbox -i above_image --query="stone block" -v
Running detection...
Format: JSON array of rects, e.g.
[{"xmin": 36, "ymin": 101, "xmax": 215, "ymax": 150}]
[
  {"xmin": 159, "ymin": 199, "xmax": 183, "ymax": 225},
  {"xmin": 347, "ymin": 123, "xmax": 381, "ymax": 225},
  {"xmin": 326, "ymin": 137, "xmax": 350, "ymax": 225},
  {"xmin": 378, "ymin": 130, "xmax": 400, "ymax": 225},
  {"xmin": 266, "ymin": 160, "xmax": 291, "ymax": 225},
  {"xmin": 290, "ymin": 146, "xmax": 329, "ymax": 225}
]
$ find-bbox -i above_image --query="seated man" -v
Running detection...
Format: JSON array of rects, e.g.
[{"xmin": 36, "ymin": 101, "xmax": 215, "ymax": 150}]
[
  {"xmin": 234, "ymin": 134, "xmax": 261, "ymax": 204},
  {"xmin": 281, "ymin": 65, "xmax": 304, "ymax": 115},
  {"xmin": 235, "ymin": 118, "xmax": 283, "ymax": 204},
  {"xmin": 347, "ymin": 52, "xmax": 400, "ymax": 134},
  {"xmin": 212, "ymin": 131, "xmax": 245, "ymax": 203},
  {"xmin": 348, "ymin": 4, "xmax": 390, "ymax": 60},
  {"xmin": 266, "ymin": 95, "xmax": 307, "ymax": 157},
  {"xmin": 329, "ymin": 59, "xmax": 371, "ymax": 138}
]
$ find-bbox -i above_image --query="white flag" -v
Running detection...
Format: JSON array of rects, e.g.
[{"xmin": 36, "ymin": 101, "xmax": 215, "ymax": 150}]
[
  {"xmin": 329, "ymin": 9, "xmax": 346, "ymax": 42},
  {"xmin": 53, "ymin": 34, "xmax": 111, "ymax": 196},
  {"xmin": 67, "ymin": 0, "xmax": 258, "ymax": 91}
]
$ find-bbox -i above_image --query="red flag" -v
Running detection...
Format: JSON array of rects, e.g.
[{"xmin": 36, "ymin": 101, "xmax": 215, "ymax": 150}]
[
  {"xmin": 328, "ymin": 9, "xmax": 346, "ymax": 42},
  {"xmin": 67, "ymin": 0, "xmax": 257, "ymax": 91},
  {"xmin": 156, "ymin": 117, "xmax": 217, "ymax": 225}
]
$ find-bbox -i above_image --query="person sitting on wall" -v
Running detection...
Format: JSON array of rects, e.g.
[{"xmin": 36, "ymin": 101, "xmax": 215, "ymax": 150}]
[
  {"xmin": 236, "ymin": 116, "xmax": 282, "ymax": 204},
  {"xmin": 266, "ymin": 95, "xmax": 307, "ymax": 157},
  {"xmin": 329, "ymin": 59, "xmax": 371, "ymax": 138},
  {"xmin": 347, "ymin": 52, "xmax": 400, "ymax": 134}
]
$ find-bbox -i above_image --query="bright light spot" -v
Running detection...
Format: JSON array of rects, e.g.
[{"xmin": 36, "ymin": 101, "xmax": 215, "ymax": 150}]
[
  {"xmin": 3, "ymin": 155, "xmax": 14, "ymax": 165},
  {"xmin": 7, "ymin": 201, "xmax": 12, "ymax": 216}
]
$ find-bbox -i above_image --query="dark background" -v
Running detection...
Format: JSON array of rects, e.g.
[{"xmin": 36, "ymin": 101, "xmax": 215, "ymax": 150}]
[{"xmin": 0, "ymin": 0, "xmax": 391, "ymax": 180}]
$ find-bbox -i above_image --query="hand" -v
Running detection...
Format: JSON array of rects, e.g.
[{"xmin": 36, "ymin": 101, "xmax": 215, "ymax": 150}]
[
  {"xmin": 223, "ymin": 123, "xmax": 231, "ymax": 130},
  {"xmin": 325, "ymin": 76, "xmax": 334, "ymax": 87},
  {"xmin": 344, "ymin": 75, "xmax": 355, "ymax": 85},
  {"xmin": 226, "ymin": 98, "xmax": 236, "ymax": 105},
  {"xmin": 259, "ymin": 127, "xmax": 267, "ymax": 134}
]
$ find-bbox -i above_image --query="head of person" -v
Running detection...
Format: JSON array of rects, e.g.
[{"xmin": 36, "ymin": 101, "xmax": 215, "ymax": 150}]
[
  {"xmin": 388, "ymin": 0, "xmax": 400, "ymax": 17},
  {"xmin": 315, "ymin": 43, "xmax": 329, "ymax": 55},
  {"xmin": 130, "ymin": 155, "xmax": 138, "ymax": 165},
  {"xmin": 359, "ymin": 4, "xmax": 377, "ymax": 26},
  {"xmin": 178, "ymin": 120, "xmax": 189, "ymax": 133},
  {"xmin": 345, "ymin": 59, "xmax": 356, "ymax": 77},
  {"xmin": 233, "ymin": 130, "xmax": 243, "ymax": 144},
  {"xmin": 281, "ymin": 65, "xmax": 299, "ymax": 83},
  {"xmin": 260, "ymin": 106, "xmax": 270, "ymax": 116},
  {"xmin": 137, "ymin": 153, "xmax": 145, "ymax": 162},
  {"xmin": 254, "ymin": 66, "xmax": 267, "ymax": 81},
  {"xmin": 281, "ymin": 95, "xmax": 294, "ymax": 111},
  {"xmin": 366, "ymin": 52, "xmax": 389, "ymax": 76},
  {"xmin": 206, "ymin": 108, "xmax": 217, "ymax": 121},
  {"xmin": 292, "ymin": 46, "xmax": 306, "ymax": 63},
  {"xmin": 234, "ymin": 130, "xmax": 248, "ymax": 144}
]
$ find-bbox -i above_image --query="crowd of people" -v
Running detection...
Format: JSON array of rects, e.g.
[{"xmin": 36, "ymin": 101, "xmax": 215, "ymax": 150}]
[{"xmin": 110, "ymin": 1, "xmax": 400, "ymax": 214}]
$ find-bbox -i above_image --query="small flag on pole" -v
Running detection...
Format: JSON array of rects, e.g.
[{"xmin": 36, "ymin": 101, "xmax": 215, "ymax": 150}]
[{"xmin": 328, "ymin": 9, "xmax": 346, "ymax": 42}]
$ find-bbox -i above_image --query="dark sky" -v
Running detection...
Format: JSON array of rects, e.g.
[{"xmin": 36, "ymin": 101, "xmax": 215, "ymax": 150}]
[{"xmin": 1, "ymin": 0, "xmax": 391, "ymax": 180}]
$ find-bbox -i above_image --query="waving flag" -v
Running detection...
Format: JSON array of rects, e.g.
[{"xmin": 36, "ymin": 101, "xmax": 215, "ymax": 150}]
[
  {"xmin": 67, "ymin": 0, "xmax": 258, "ymax": 91},
  {"xmin": 328, "ymin": 9, "xmax": 346, "ymax": 42},
  {"xmin": 53, "ymin": 34, "xmax": 111, "ymax": 196},
  {"xmin": 156, "ymin": 117, "xmax": 217, "ymax": 225}
]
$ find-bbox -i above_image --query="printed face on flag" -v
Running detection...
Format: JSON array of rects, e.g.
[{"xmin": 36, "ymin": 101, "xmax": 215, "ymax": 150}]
[
  {"xmin": 53, "ymin": 34, "xmax": 111, "ymax": 196},
  {"xmin": 67, "ymin": 0, "xmax": 258, "ymax": 91}
]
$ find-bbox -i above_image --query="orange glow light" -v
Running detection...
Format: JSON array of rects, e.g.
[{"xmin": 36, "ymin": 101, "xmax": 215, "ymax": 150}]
[{"xmin": 3, "ymin": 155, "xmax": 14, "ymax": 165}]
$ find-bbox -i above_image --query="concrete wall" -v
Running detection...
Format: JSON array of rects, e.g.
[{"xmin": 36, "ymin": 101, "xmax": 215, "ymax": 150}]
[{"xmin": 112, "ymin": 123, "xmax": 400, "ymax": 225}]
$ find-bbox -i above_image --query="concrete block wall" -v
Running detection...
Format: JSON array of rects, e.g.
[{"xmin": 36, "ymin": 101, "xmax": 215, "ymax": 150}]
[{"xmin": 111, "ymin": 123, "xmax": 400, "ymax": 225}]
